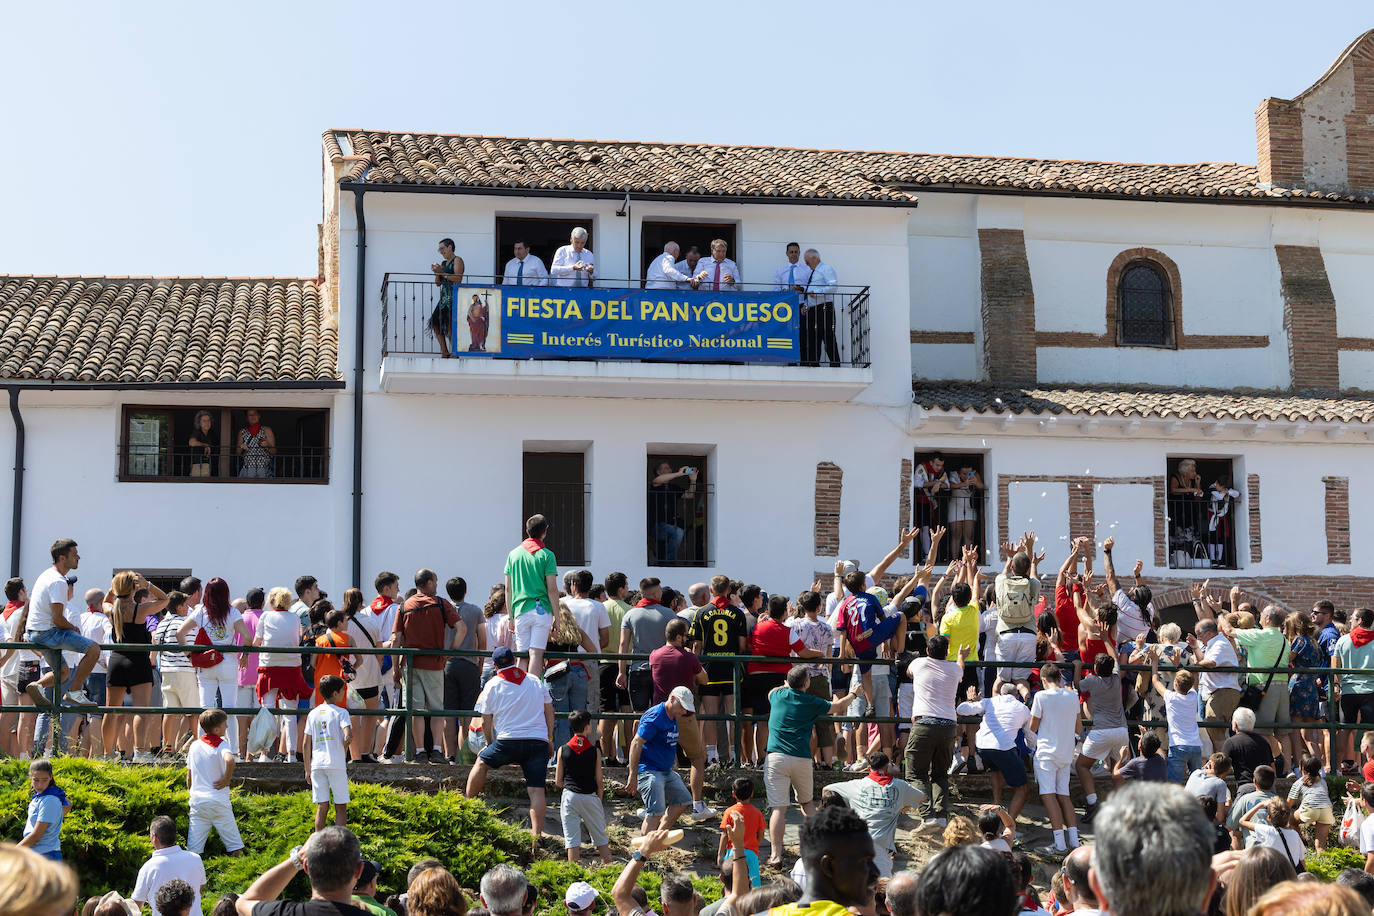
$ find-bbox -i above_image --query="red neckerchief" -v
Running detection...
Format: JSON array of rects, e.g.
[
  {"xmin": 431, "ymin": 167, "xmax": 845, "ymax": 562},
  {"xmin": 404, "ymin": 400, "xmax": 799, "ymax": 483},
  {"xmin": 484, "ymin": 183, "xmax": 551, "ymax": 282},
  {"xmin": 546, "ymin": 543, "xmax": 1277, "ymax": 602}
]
[
  {"xmin": 1353, "ymin": 627, "xmax": 1374, "ymax": 648},
  {"xmin": 369, "ymin": 596, "xmax": 392, "ymax": 615},
  {"xmin": 521, "ymin": 538, "xmax": 545, "ymax": 555},
  {"xmin": 1017, "ymin": 891, "xmax": 1039, "ymax": 912},
  {"xmin": 635, "ymin": 597, "xmax": 656, "ymax": 608},
  {"xmin": 867, "ymin": 769, "xmax": 893, "ymax": 786},
  {"xmin": 247, "ymin": 423, "xmax": 262, "ymax": 437},
  {"xmin": 567, "ymin": 735, "xmax": 593, "ymax": 753},
  {"xmin": 711, "ymin": 595, "xmax": 731, "ymax": 610},
  {"xmin": 497, "ymin": 666, "xmax": 527, "ymax": 685},
  {"xmin": 200, "ymin": 734, "xmax": 224, "ymax": 748},
  {"xmin": 3, "ymin": 600, "xmax": 23, "ymax": 620}
]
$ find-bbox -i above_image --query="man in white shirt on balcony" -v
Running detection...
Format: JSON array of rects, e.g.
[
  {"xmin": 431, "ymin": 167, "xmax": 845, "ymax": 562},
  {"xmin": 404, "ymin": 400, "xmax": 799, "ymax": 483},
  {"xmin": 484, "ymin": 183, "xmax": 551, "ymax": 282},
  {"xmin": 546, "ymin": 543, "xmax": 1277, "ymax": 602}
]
[
  {"xmin": 645, "ymin": 242, "xmax": 697, "ymax": 290},
  {"xmin": 802, "ymin": 248, "xmax": 840, "ymax": 367},
  {"xmin": 674, "ymin": 246, "xmax": 703, "ymax": 290},
  {"xmin": 694, "ymin": 239, "xmax": 739, "ymax": 292},
  {"xmin": 550, "ymin": 227, "xmax": 595, "ymax": 288},
  {"xmin": 501, "ymin": 241, "xmax": 548, "ymax": 287},
  {"xmin": 773, "ymin": 242, "xmax": 812, "ymax": 292}
]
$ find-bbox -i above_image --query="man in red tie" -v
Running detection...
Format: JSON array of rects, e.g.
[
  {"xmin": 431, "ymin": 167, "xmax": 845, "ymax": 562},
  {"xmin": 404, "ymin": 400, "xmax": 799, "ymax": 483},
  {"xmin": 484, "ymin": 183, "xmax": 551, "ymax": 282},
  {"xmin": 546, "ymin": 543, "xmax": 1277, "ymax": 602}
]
[{"xmin": 694, "ymin": 239, "xmax": 740, "ymax": 292}]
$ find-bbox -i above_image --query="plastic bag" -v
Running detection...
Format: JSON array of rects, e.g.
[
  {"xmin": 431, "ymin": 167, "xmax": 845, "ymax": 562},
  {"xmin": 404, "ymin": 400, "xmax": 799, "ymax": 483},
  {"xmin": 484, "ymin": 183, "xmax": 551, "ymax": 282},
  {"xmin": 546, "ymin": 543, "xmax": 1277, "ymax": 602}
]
[
  {"xmin": 1340, "ymin": 801, "xmax": 1365, "ymax": 848},
  {"xmin": 466, "ymin": 721, "xmax": 487, "ymax": 755},
  {"xmin": 246, "ymin": 705, "xmax": 278, "ymax": 757}
]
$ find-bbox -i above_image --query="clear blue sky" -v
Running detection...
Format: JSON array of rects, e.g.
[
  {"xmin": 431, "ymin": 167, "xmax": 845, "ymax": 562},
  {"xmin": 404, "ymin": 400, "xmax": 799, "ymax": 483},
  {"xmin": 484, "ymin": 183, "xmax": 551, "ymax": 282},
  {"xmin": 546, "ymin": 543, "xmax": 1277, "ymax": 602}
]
[{"xmin": 2, "ymin": 1, "xmax": 1369, "ymax": 278}]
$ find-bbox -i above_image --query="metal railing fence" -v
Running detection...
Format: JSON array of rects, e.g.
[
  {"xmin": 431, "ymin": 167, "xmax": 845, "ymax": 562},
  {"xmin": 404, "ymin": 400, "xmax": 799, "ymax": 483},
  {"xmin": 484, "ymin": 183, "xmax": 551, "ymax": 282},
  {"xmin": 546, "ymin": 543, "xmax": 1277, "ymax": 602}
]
[{"xmin": 1, "ymin": 639, "xmax": 1363, "ymax": 768}]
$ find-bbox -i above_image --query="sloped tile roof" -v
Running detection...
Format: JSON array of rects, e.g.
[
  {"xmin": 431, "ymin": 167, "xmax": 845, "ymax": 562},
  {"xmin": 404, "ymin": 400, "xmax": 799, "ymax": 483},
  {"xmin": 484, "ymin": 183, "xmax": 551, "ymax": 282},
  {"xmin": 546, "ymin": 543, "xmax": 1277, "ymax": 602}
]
[
  {"xmin": 327, "ymin": 130, "xmax": 1374, "ymax": 206},
  {"xmin": 912, "ymin": 382, "xmax": 1374, "ymax": 424},
  {"xmin": 0, "ymin": 276, "xmax": 339, "ymax": 384}
]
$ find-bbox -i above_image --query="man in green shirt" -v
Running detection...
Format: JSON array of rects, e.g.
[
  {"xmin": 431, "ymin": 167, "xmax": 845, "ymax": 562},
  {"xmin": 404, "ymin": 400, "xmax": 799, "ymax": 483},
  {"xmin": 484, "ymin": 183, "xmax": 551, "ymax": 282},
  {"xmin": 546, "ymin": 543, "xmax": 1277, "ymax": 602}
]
[
  {"xmin": 1223, "ymin": 606, "xmax": 1291, "ymax": 746},
  {"xmin": 504, "ymin": 514, "xmax": 561, "ymax": 674},
  {"xmin": 352, "ymin": 860, "xmax": 397, "ymax": 916},
  {"xmin": 762, "ymin": 666, "xmax": 859, "ymax": 868}
]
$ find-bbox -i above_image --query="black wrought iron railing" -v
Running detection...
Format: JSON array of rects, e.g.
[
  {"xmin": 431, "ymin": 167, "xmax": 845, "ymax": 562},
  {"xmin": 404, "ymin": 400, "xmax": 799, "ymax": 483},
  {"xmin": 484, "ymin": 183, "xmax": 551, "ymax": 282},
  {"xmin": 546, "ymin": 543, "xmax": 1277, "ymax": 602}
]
[
  {"xmin": 380, "ymin": 273, "xmax": 872, "ymax": 368},
  {"xmin": 647, "ymin": 482, "xmax": 713, "ymax": 567},
  {"xmin": 523, "ymin": 481, "xmax": 590, "ymax": 566},
  {"xmin": 912, "ymin": 490, "xmax": 990, "ymax": 565},
  {"xmin": 1167, "ymin": 494, "xmax": 1239, "ymax": 570},
  {"xmin": 118, "ymin": 445, "xmax": 330, "ymax": 483}
]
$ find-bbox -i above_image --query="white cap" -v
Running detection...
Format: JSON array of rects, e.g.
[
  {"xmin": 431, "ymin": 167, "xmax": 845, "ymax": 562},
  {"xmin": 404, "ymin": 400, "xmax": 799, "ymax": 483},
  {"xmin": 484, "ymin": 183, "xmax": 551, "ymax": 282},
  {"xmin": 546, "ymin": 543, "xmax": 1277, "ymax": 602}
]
[
  {"xmin": 669, "ymin": 685, "xmax": 696, "ymax": 713},
  {"xmin": 566, "ymin": 881, "xmax": 597, "ymax": 909}
]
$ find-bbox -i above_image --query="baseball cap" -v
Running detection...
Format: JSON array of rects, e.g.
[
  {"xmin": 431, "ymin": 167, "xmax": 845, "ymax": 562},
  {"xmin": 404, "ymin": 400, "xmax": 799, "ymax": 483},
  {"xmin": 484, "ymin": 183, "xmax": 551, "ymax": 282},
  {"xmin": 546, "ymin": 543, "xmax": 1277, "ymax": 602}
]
[
  {"xmin": 492, "ymin": 646, "xmax": 515, "ymax": 669},
  {"xmin": 566, "ymin": 881, "xmax": 597, "ymax": 910},
  {"xmin": 356, "ymin": 859, "xmax": 380, "ymax": 889},
  {"xmin": 669, "ymin": 685, "xmax": 695, "ymax": 713}
]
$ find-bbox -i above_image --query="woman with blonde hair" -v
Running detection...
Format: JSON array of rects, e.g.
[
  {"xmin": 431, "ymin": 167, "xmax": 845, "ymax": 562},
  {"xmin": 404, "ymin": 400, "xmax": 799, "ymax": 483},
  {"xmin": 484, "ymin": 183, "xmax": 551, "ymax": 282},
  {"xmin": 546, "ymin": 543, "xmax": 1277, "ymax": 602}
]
[
  {"xmin": 941, "ymin": 815, "xmax": 979, "ymax": 848},
  {"xmin": 407, "ymin": 866, "xmax": 468, "ymax": 916},
  {"xmin": 1219, "ymin": 845, "xmax": 1295, "ymax": 916},
  {"xmin": 1248, "ymin": 880, "xmax": 1367, "ymax": 916},
  {"xmin": 0, "ymin": 843, "xmax": 77, "ymax": 916},
  {"xmin": 544, "ymin": 600, "xmax": 597, "ymax": 746},
  {"xmin": 251, "ymin": 587, "xmax": 312, "ymax": 762},
  {"xmin": 102, "ymin": 571, "xmax": 168, "ymax": 762}
]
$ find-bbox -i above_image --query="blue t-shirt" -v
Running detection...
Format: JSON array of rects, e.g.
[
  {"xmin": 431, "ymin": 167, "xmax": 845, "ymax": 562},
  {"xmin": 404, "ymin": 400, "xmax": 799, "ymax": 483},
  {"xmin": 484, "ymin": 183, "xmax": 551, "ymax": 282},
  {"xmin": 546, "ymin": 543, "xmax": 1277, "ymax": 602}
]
[
  {"xmin": 25, "ymin": 793, "xmax": 63, "ymax": 856},
  {"xmin": 636, "ymin": 702, "xmax": 679, "ymax": 773}
]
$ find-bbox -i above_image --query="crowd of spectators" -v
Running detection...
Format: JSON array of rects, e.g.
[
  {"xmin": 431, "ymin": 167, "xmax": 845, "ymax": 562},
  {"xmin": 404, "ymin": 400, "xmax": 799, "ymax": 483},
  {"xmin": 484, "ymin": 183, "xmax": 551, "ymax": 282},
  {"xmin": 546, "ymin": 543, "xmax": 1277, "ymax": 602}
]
[{"xmin": 9, "ymin": 519, "xmax": 1374, "ymax": 913}]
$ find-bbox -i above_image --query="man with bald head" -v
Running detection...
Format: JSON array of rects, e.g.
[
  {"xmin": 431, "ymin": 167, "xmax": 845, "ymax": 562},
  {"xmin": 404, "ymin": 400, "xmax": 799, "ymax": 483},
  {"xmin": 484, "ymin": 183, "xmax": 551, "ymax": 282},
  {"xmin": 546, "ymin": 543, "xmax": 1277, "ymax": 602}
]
[
  {"xmin": 1062, "ymin": 845, "xmax": 1102, "ymax": 916},
  {"xmin": 884, "ymin": 870, "xmax": 918, "ymax": 916},
  {"xmin": 801, "ymin": 248, "xmax": 840, "ymax": 366},
  {"xmin": 646, "ymin": 242, "xmax": 697, "ymax": 290},
  {"xmin": 683, "ymin": 583, "xmax": 709, "ymax": 624}
]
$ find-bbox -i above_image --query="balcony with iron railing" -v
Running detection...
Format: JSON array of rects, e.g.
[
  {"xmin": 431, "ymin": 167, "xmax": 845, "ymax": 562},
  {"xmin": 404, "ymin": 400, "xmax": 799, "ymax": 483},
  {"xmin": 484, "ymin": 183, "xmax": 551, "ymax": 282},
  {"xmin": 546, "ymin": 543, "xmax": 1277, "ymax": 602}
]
[
  {"xmin": 378, "ymin": 273, "xmax": 874, "ymax": 400},
  {"xmin": 118, "ymin": 445, "xmax": 330, "ymax": 483}
]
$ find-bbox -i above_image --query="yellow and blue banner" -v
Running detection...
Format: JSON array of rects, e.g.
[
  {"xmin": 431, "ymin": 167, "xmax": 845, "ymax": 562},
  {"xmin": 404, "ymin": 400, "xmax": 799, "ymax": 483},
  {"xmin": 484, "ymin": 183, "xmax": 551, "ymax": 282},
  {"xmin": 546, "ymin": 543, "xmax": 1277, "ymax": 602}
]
[{"xmin": 450, "ymin": 285, "xmax": 800, "ymax": 363}]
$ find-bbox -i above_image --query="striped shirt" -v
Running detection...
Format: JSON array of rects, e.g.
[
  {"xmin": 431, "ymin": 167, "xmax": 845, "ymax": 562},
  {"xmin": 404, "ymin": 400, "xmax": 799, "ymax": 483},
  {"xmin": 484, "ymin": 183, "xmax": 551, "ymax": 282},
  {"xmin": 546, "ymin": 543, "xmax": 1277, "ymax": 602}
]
[{"xmin": 154, "ymin": 615, "xmax": 194, "ymax": 671}]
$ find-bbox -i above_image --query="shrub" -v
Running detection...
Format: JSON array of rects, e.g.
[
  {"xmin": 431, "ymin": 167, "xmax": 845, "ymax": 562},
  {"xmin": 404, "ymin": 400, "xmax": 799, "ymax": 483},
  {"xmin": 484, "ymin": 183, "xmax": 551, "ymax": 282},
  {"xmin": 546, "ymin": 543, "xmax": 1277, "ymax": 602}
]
[{"xmin": 1305, "ymin": 844, "xmax": 1366, "ymax": 881}]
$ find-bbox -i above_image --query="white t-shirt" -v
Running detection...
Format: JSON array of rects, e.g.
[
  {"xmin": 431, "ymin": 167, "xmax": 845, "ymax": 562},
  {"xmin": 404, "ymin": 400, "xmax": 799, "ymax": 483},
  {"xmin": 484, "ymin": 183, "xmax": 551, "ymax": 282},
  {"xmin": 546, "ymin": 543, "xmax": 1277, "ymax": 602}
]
[
  {"xmin": 980, "ymin": 837, "xmax": 1011, "ymax": 852},
  {"xmin": 1252, "ymin": 822, "xmax": 1305, "ymax": 867},
  {"xmin": 1360, "ymin": 812, "xmax": 1374, "ymax": 855},
  {"xmin": 257, "ymin": 610, "xmax": 300, "ymax": 667},
  {"xmin": 1201, "ymin": 636, "xmax": 1241, "ymax": 695},
  {"xmin": 79, "ymin": 608, "xmax": 112, "ymax": 673},
  {"xmin": 908, "ymin": 657, "xmax": 962, "ymax": 721},
  {"xmin": 26, "ymin": 567, "xmax": 68, "ymax": 634},
  {"xmin": 132, "ymin": 845, "xmax": 205, "ymax": 916},
  {"xmin": 305, "ymin": 703, "xmax": 351, "ymax": 771},
  {"xmin": 345, "ymin": 617, "xmax": 381, "ymax": 690},
  {"xmin": 957, "ymin": 695, "xmax": 1032, "ymax": 752},
  {"xmin": 1030, "ymin": 686, "xmax": 1080, "ymax": 765},
  {"xmin": 476, "ymin": 671, "xmax": 552, "ymax": 741},
  {"xmin": 1111, "ymin": 588, "xmax": 1150, "ymax": 642},
  {"xmin": 564, "ymin": 597, "xmax": 610, "ymax": 654},
  {"xmin": 188, "ymin": 606, "xmax": 243, "ymax": 646},
  {"xmin": 187, "ymin": 738, "xmax": 233, "ymax": 804},
  {"xmin": 1164, "ymin": 689, "xmax": 1201, "ymax": 748}
]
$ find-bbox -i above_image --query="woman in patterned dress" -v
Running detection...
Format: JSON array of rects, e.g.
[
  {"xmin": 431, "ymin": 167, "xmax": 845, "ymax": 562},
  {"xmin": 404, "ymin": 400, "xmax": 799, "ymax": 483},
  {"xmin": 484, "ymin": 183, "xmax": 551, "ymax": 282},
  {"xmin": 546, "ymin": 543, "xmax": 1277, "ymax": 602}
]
[
  {"xmin": 236, "ymin": 408, "xmax": 275, "ymax": 478},
  {"xmin": 1285, "ymin": 611, "xmax": 1323, "ymax": 769}
]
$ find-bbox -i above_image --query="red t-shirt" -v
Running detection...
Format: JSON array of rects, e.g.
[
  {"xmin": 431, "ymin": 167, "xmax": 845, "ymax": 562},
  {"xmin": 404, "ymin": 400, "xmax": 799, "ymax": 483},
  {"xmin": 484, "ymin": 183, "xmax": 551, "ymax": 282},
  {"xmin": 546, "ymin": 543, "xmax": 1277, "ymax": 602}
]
[
  {"xmin": 748, "ymin": 618, "xmax": 805, "ymax": 674},
  {"xmin": 1054, "ymin": 584, "xmax": 1080, "ymax": 653},
  {"xmin": 1363, "ymin": 759, "xmax": 1374, "ymax": 783},
  {"xmin": 649, "ymin": 643, "xmax": 703, "ymax": 702},
  {"xmin": 721, "ymin": 801, "xmax": 766, "ymax": 853},
  {"xmin": 392, "ymin": 594, "xmax": 460, "ymax": 670}
]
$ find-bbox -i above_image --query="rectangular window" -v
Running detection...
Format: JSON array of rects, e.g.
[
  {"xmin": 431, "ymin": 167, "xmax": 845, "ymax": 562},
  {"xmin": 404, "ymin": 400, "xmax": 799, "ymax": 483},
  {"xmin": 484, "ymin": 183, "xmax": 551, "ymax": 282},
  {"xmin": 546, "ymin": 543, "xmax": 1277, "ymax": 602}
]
[
  {"xmin": 639, "ymin": 221, "xmax": 738, "ymax": 283},
  {"xmin": 647, "ymin": 453, "xmax": 711, "ymax": 567},
  {"xmin": 115, "ymin": 568, "xmax": 192, "ymax": 596},
  {"xmin": 1166, "ymin": 457, "xmax": 1239, "ymax": 570},
  {"xmin": 119, "ymin": 406, "xmax": 330, "ymax": 483},
  {"xmin": 495, "ymin": 216, "xmax": 595, "ymax": 282},
  {"xmin": 913, "ymin": 452, "xmax": 987, "ymax": 566},
  {"xmin": 522, "ymin": 452, "xmax": 588, "ymax": 566}
]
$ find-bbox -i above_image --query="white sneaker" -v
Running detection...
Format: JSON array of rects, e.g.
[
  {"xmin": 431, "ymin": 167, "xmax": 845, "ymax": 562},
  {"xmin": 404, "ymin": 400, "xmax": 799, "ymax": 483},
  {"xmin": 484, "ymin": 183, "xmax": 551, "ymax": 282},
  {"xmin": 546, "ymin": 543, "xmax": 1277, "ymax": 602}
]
[
  {"xmin": 691, "ymin": 804, "xmax": 718, "ymax": 820},
  {"xmin": 65, "ymin": 689, "xmax": 96, "ymax": 707},
  {"xmin": 255, "ymin": 753, "xmax": 271, "ymax": 763},
  {"xmin": 1038, "ymin": 844, "xmax": 1068, "ymax": 858},
  {"xmin": 948, "ymin": 755, "xmax": 967, "ymax": 776},
  {"xmin": 132, "ymin": 751, "xmax": 157, "ymax": 764},
  {"xmin": 635, "ymin": 807, "xmax": 648, "ymax": 819},
  {"xmin": 921, "ymin": 817, "xmax": 947, "ymax": 832}
]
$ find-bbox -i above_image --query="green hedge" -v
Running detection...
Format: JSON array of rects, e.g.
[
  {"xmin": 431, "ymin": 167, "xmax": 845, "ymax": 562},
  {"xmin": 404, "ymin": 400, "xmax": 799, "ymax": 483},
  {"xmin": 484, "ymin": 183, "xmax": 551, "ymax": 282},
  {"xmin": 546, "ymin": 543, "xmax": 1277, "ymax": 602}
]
[
  {"xmin": 1305, "ymin": 844, "xmax": 1366, "ymax": 881},
  {"xmin": 0, "ymin": 759, "xmax": 721, "ymax": 916}
]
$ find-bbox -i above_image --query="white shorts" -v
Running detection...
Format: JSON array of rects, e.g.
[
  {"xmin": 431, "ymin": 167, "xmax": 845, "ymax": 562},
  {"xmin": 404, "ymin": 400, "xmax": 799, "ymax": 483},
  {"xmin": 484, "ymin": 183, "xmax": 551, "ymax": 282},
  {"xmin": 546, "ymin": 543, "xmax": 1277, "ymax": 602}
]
[
  {"xmin": 160, "ymin": 670, "xmax": 199, "ymax": 708},
  {"xmin": 514, "ymin": 611, "xmax": 552, "ymax": 653},
  {"xmin": 1082, "ymin": 726, "xmax": 1129, "ymax": 761},
  {"xmin": 310, "ymin": 768, "xmax": 350, "ymax": 805},
  {"xmin": 995, "ymin": 631, "xmax": 1037, "ymax": 681},
  {"xmin": 1035, "ymin": 757, "xmax": 1072, "ymax": 796}
]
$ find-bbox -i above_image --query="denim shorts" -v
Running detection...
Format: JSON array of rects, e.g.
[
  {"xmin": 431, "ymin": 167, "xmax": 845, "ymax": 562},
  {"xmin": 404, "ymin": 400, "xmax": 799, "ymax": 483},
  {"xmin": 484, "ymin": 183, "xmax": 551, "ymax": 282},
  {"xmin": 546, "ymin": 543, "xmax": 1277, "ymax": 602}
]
[
  {"xmin": 28, "ymin": 627, "xmax": 94, "ymax": 655},
  {"xmin": 637, "ymin": 768, "xmax": 691, "ymax": 816}
]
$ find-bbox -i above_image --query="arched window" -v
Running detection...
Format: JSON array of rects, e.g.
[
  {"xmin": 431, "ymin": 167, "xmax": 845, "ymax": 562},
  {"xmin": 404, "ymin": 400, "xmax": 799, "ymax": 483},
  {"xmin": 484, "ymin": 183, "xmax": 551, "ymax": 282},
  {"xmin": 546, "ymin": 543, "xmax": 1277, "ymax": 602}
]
[{"xmin": 1117, "ymin": 260, "xmax": 1173, "ymax": 347}]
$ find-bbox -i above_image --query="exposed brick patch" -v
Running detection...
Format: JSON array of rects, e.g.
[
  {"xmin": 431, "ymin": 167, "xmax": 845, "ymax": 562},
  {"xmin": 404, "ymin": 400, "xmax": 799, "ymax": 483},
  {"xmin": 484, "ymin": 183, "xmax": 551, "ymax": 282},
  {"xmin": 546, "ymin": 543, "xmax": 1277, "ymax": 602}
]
[
  {"xmin": 1068, "ymin": 481, "xmax": 1095, "ymax": 556},
  {"xmin": 1152, "ymin": 478, "xmax": 1168, "ymax": 567},
  {"xmin": 898, "ymin": 459, "xmax": 913, "ymax": 559},
  {"xmin": 910, "ymin": 330, "xmax": 976, "ymax": 344},
  {"xmin": 1256, "ymin": 97, "xmax": 1303, "ymax": 188},
  {"xmin": 978, "ymin": 229, "xmax": 1037, "ymax": 384},
  {"xmin": 814, "ymin": 462, "xmax": 842, "ymax": 556},
  {"xmin": 1247, "ymin": 474, "xmax": 1263, "ymax": 563},
  {"xmin": 1275, "ymin": 245, "xmax": 1339, "ymax": 390},
  {"xmin": 1324, "ymin": 475, "xmax": 1351, "ymax": 565}
]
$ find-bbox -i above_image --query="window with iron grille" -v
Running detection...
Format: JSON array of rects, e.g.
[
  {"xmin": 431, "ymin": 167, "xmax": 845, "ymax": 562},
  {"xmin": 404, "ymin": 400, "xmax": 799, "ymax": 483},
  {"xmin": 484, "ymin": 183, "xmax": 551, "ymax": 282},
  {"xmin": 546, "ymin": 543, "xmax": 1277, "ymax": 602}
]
[{"xmin": 1117, "ymin": 261, "xmax": 1173, "ymax": 347}]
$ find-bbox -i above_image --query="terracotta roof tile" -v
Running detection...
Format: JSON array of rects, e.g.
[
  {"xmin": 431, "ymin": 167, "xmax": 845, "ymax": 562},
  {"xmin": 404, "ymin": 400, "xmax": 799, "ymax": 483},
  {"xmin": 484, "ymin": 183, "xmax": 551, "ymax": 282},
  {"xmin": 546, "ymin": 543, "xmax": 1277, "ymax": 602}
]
[
  {"xmin": 912, "ymin": 382, "xmax": 1374, "ymax": 425},
  {"xmin": 0, "ymin": 276, "xmax": 338, "ymax": 384},
  {"xmin": 327, "ymin": 131, "xmax": 1374, "ymax": 207}
]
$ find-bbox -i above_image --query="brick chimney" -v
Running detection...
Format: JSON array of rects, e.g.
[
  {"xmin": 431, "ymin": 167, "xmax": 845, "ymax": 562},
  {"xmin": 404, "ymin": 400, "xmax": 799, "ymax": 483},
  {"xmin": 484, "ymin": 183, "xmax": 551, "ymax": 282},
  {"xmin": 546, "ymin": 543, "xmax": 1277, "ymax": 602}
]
[{"xmin": 1256, "ymin": 30, "xmax": 1374, "ymax": 195}]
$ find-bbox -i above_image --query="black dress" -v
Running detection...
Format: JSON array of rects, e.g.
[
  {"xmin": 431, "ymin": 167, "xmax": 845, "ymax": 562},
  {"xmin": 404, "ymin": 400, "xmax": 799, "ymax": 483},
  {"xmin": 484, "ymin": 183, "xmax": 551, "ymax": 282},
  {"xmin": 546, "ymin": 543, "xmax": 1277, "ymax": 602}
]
[{"xmin": 108, "ymin": 617, "xmax": 154, "ymax": 688}]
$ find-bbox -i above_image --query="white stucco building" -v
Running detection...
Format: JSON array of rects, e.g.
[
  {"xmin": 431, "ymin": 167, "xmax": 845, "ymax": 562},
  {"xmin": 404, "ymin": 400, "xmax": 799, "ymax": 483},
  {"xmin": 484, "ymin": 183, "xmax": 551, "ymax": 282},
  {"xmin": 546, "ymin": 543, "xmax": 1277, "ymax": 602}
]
[{"xmin": 3, "ymin": 32, "xmax": 1374, "ymax": 618}]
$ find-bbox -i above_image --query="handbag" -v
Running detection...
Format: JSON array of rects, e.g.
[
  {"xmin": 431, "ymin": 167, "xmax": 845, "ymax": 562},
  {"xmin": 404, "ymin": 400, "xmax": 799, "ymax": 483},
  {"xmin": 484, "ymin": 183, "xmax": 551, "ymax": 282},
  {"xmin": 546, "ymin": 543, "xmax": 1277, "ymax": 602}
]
[
  {"xmin": 189, "ymin": 462, "xmax": 211, "ymax": 478},
  {"xmin": 189, "ymin": 626, "xmax": 225, "ymax": 669},
  {"xmin": 1238, "ymin": 638, "xmax": 1287, "ymax": 710},
  {"xmin": 544, "ymin": 660, "xmax": 570, "ymax": 681}
]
